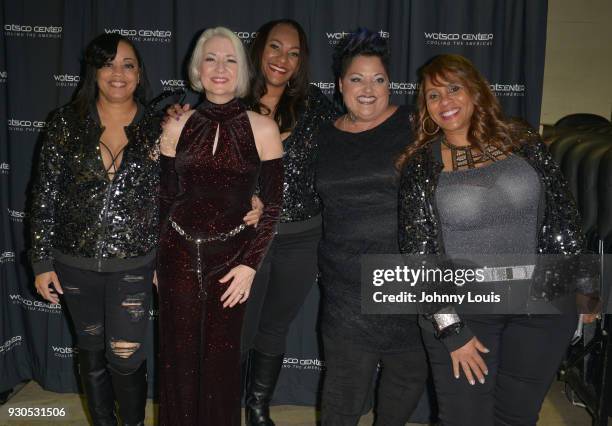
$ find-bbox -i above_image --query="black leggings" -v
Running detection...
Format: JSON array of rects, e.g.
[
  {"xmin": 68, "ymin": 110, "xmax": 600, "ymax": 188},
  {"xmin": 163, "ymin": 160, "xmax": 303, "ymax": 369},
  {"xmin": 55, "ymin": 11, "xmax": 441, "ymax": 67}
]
[
  {"xmin": 424, "ymin": 314, "xmax": 578, "ymax": 426},
  {"xmin": 321, "ymin": 334, "xmax": 428, "ymax": 426},
  {"xmin": 55, "ymin": 262, "xmax": 153, "ymax": 374},
  {"xmin": 241, "ymin": 226, "xmax": 321, "ymax": 357}
]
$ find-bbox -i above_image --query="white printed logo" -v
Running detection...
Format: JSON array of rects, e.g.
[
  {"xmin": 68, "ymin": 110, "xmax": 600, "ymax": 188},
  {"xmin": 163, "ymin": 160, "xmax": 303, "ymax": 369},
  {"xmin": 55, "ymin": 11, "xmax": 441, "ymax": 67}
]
[
  {"xmin": 9, "ymin": 294, "xmax": 63, "ymax": 313},
  {"xmin": 160, "ymin": 79, "xmax": 187, "ymax": 91},
  {"xmin": 103, "ymin": 28, "xmax": 172, "ymax": 43},
  {"xmin": 490, "ymin": 83, "xmax": 526, "ymax": 97},
  {"xmin": 0, "ymin": 251, "xmax": 15, "ymax": 263},
  {"xmin": 53, "ymin": 73, "xmax": 80, "ymax": 87},
  {"xmin": 234, "ymin": 31, "xmax": 258, "ymax": 45},
  {"xmin": 0, "ymin": 336, "xmax": 23, "ymax": 354},
  {"xmin": 325, "ymin": 30, "xmax": 390, "ymax": 46},
  {"xmin": 389, "ymin": 81, "xmax": 419, "ymax": 96},
  {"xmin": 4, "ymin": 24, "xmax": 62, "ymax": 39},
  {"xmin": 0, "ymin": 162, "xmax": 9, "ymax": 175},
  {"xmin": 0, "ymin": 70, "xmax": 6, "ymax": 83},
  {"xmin": 283, "ymin": 357, "xmax": 325, "ymax": 371},
  {"xmin": 310, "ymin": 81, "xmax": 335, "ymax": 95},
  {"xmin": 7, "ymin": 208, "xmax": 26, "ymax": 222},
  {"xmin": 8, "ymin": 118, "xmax": 46, "ymax": 132},
  {"xmin": 52, "ymin": 345, "xmax": 78, "ymax": 358},
  {"xmin": 423, "ymin": 32, "xmax": 493, "ymax": 47}
]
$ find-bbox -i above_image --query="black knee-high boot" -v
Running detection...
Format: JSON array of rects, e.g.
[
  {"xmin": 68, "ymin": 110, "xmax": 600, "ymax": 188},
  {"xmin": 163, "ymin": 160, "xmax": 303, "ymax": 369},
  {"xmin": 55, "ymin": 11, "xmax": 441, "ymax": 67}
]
[
  {"xmin": 109, "ymin": 362, "xmax": 147, "ymax": 426},
  {"xmin": 245, "ymin": 350, "xmax": 284, "ymax": 426},
  {"xmin": 79, "ymin": 349, "xmax": 117, "ymax": 426}
]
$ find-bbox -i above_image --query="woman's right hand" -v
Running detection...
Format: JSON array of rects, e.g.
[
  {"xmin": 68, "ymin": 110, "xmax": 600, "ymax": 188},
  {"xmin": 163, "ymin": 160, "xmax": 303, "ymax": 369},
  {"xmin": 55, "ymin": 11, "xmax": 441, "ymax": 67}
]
[
  {"xmin": 450, "ymin": 337, "xmax": 489, "ymax": 385},
  {"xmin": 35, "ymin": 271, "xmax": 63, "ymax": 304}
]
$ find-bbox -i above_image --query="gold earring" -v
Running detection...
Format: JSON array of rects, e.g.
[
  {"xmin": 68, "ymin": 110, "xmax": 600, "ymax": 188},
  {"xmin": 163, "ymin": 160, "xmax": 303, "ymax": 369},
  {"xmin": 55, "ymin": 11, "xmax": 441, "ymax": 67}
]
[{"xmin": 422, "ymin": 116, "xmax": 440, "ymax": 136}]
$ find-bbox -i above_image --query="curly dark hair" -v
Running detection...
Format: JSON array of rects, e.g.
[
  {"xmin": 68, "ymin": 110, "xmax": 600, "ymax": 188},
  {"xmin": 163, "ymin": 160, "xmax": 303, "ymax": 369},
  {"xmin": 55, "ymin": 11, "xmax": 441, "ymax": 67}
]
[
  {"xmin": 244, "ymin": 19, "xmax": 310, "ymax": 133},
  {"xmin": 331, "ymin": 28, "xmax": 390, "ymax": 111},
  {"xmin": 72, "ymin": 33, "xmax": 150, "ymax": 118},
  {"xmin": 397, "ymin": 54, "xmax": 521, "ymax": 169}
]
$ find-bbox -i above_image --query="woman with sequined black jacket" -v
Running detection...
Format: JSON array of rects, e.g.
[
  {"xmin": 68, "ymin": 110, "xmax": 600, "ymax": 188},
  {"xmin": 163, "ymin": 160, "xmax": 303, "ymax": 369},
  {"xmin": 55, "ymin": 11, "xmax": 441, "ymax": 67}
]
[
  {"xmin": 240, "ymin": 20, "xmax": 337, "ymax": 424},
  {"xmin": 397, "ymin": 54, "xmax": 597, "ymax": 426},
  {"xmin": 29, "ymin": 34, "xmax": 160, "ymax": 426}
]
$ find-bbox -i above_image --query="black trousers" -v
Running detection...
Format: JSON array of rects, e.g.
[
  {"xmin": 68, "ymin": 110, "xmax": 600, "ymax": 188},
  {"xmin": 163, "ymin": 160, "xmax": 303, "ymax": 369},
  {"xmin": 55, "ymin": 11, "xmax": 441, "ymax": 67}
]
[
  {"xmin": 55, "ymin": 261, "xmax": 153, "ymax": 374},
  {"xmin": 423, "ymin": 314, "xmax": 578, "ymax": 426},
  {"xmin": 241, "ymin": 226, "xmax": 321, "ymax": 357},
  {"xmin": 321, "ymin": 334, "xmax": 428, "ymax": 426}
]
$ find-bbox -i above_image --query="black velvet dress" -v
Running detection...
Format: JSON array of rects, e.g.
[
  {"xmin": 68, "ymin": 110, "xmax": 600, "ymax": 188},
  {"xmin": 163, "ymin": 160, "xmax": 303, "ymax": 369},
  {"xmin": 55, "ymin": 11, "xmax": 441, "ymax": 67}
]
[{"xmin": 157, "ymin": 99, "xmax": 283, "ymax": 425}]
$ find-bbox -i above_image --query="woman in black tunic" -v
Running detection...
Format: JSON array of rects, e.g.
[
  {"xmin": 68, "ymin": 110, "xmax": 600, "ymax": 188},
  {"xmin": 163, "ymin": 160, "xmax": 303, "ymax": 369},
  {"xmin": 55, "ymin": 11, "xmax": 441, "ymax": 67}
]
[{"xmin": 316, "ymin": 29, "xmax": 427, "ymax": 425}]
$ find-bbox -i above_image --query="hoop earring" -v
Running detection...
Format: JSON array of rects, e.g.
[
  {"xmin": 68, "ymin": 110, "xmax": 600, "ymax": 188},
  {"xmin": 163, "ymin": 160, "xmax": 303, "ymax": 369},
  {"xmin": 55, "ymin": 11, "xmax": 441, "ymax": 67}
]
[
  {"xmin": 422, "ymin": 116, "xmax": 440, "ymax": 136},
  {"xmin": 286, "ymin": 80, "xmax": 291, "ymax": 89}
]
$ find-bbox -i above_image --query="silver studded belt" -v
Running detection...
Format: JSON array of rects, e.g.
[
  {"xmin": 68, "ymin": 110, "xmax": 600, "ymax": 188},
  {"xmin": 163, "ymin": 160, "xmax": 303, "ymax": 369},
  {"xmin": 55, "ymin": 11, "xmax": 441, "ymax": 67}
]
[{"xmin": 169, "ymin": 217, "xmax": 246, "ymax": 299}]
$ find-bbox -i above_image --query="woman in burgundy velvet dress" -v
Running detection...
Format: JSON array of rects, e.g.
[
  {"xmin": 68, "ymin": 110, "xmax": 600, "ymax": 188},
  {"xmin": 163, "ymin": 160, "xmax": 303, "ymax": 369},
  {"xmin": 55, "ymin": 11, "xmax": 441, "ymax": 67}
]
[{"xmin": 156, "ymin": 27, "xmax": 284, "ymax": 425}]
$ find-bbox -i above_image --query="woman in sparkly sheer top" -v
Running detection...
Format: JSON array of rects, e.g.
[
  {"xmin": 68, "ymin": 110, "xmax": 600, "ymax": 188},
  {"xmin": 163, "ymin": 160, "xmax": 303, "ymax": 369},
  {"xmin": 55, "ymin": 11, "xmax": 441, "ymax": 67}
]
[
  {"xmin": 156, "ymin": 27, "xmax": 283, "ymax": 426},
  {"xmin": 397, "ymin": 54, "xmax": 597, "ymax": 426}
]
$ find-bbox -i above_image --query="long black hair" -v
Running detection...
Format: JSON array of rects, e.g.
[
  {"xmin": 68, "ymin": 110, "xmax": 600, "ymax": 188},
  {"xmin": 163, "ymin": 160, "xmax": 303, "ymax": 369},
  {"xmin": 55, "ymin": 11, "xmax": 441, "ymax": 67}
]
[
  {"xmin": 72, "ymin": 33, "xmax": 150, "ymax": 118},
  {"xmin": 245, "ymin": 19, "xmax": 310, "ymax": 133},
  {"xmin": 332, "ymin": 28, "xmax": 390, "ymax": 112}
]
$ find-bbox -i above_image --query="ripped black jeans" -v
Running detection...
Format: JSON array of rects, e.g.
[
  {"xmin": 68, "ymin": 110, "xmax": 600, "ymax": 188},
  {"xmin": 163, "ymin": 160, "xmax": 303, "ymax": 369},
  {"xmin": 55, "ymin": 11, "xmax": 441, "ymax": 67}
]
[{"xmin": 55, "ymin": 261, "xmax": 153, "ymax": 374}]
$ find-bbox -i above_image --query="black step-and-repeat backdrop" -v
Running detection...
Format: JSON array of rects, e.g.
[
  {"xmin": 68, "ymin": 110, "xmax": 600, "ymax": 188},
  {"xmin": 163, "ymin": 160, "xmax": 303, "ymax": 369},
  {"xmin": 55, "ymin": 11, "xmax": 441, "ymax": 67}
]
[{"xmin": 0, "ymin": 0, "xmax": 548, "ymax": 416}]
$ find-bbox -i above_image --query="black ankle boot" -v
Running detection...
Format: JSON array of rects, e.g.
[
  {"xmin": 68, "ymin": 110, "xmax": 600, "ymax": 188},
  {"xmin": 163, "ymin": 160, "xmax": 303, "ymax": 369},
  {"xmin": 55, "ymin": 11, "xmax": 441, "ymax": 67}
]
[
  {"xmin": 79, "ymin": 349, "xmax": 117, "ymax": 426},
  {"xmin": 245, "ymin": 350, "xmax": 284, "ymax": 426},
  {"xmin": 109, "ymin": 362, "xmax": 147, "ymax": 426}
]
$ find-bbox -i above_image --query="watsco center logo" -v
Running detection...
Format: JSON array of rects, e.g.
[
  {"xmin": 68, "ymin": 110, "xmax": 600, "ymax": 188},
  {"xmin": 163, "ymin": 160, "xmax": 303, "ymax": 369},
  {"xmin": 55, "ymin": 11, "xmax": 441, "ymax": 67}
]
[
  {"xmin": 54, "ymin": 73, "xmax": 80, "ymax": 88},
  {"xmin": 0, "ymin": 251, "xmax": 15, "ymax": 264},
  {"xmin": 0, "ymin": 336, "xmax": 22, "ymax": 354},
  {"xmin": 8, "ymin": 118, "xmax": 46, "ymax": 132},
  {"xmin": 104, "ymin": 28, "xmax": 172, "ymax": 43},
  {"xmin": 52, "ymin": 345, "xmax": 78, "ymax": 359},
  {"xmin": 235, "ymin": 31, "xmax": 258, "ymax": 45},
  {"xmin": 160, "ymin": 78, "xmax": 187, "ymax": 91},
  {"xmin": 9, "ymin": 294, "xmax": 62, "ymax": 314},
  {"xmin": 326, "ymin": 30, "xmax": 390, "ymax": 46},
  {"xmin": 490, "ymin": 82, "xmax": 525, "ymax": 97},
  {"xmin": 283, "ymin": 356, "xmax": 325, "ymax": 371},
  {"xmin": 310, "ymin": 81, "xmax": 335, "ymax": 95},
  {"xmin": 0, "ymin": 162, "xmax": 10, "ymax": 175},
  {"xmin": 4, "ymin": 24, "xmax": 62, "ymax": 39},
  {"xmin": 390, "ymin": 81, "xmax": 419, "ymax": 96},
  {"xmin": 424, "ymin": 32, "xmax": 493, "ymax": 46},
  {"xmin": 7, "ymin": 208, "xmax": 26, "ymax": 222},
  {"xmin": 0, "ymin": 70, "xmax": 6, "ymax": 83}
]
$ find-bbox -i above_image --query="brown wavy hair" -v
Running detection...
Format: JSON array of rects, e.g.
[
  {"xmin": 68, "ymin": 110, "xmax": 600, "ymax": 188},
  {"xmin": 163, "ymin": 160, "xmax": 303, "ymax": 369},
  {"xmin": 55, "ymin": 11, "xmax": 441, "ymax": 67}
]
[{"xmin": 397, "ymin": 54, "xmax": 521, "ymax": 169}]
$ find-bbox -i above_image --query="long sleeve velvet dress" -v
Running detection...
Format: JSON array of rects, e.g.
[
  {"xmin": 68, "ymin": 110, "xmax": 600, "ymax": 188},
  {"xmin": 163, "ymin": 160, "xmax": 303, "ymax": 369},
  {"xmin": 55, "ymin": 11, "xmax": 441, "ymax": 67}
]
[{"xmin": 157, "ymin": 99, "xmax": 283, "ymax": 426}]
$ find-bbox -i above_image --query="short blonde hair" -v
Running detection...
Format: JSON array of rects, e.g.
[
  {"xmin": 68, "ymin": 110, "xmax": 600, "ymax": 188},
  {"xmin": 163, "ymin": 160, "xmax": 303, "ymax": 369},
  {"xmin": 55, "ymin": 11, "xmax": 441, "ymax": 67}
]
[{"xmin": 188, "ymin": 27, "xmax": 250, "ymax": 97}]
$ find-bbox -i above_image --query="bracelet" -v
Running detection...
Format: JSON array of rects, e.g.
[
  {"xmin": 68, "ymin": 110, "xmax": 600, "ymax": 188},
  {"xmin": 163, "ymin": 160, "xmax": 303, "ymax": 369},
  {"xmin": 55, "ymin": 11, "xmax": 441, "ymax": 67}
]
[
  {"xmin": 432, "ymin": 311, "xmax": 463, "ymax": 339},
  {"xmin": 436, "ymin": 321, "xmax": 464, "ymax": 339}
]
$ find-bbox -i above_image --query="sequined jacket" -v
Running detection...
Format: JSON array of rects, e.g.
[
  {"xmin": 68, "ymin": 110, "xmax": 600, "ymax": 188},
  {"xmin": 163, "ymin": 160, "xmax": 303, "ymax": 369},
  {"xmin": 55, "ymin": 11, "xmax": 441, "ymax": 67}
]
[
  {"xmin": 247, "ymin": 85, "xmax": 337, "ymax": 229},
  {"xmin": 30, "ymin": 103, "xmax": 161, "ymax": 275},
  {"xmin": 398, "ymin": 123, "xmax": 597, "ymax": 349}
]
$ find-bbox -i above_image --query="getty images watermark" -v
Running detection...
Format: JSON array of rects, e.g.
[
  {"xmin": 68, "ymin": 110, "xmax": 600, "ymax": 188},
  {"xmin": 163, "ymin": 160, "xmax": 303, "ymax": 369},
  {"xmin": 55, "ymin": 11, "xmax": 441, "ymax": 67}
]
[{"xmin": 361, "ymin": 254, "xmax": 602, "ymax": 316}]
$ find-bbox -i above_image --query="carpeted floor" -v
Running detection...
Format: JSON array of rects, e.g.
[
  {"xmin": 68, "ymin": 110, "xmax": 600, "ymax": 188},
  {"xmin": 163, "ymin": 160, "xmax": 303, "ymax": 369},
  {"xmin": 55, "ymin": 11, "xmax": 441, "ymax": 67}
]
[{"xmin": 0, "ymin": 379, "xmax": 593, "ymax": 425}]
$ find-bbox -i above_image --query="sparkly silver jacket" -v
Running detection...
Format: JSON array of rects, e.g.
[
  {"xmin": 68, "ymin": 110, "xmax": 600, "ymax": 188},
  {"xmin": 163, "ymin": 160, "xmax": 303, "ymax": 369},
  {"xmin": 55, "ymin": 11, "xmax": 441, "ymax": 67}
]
[{"xmin": 30, "ymin": 103, "xmax": 161, "ymax": 274}]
